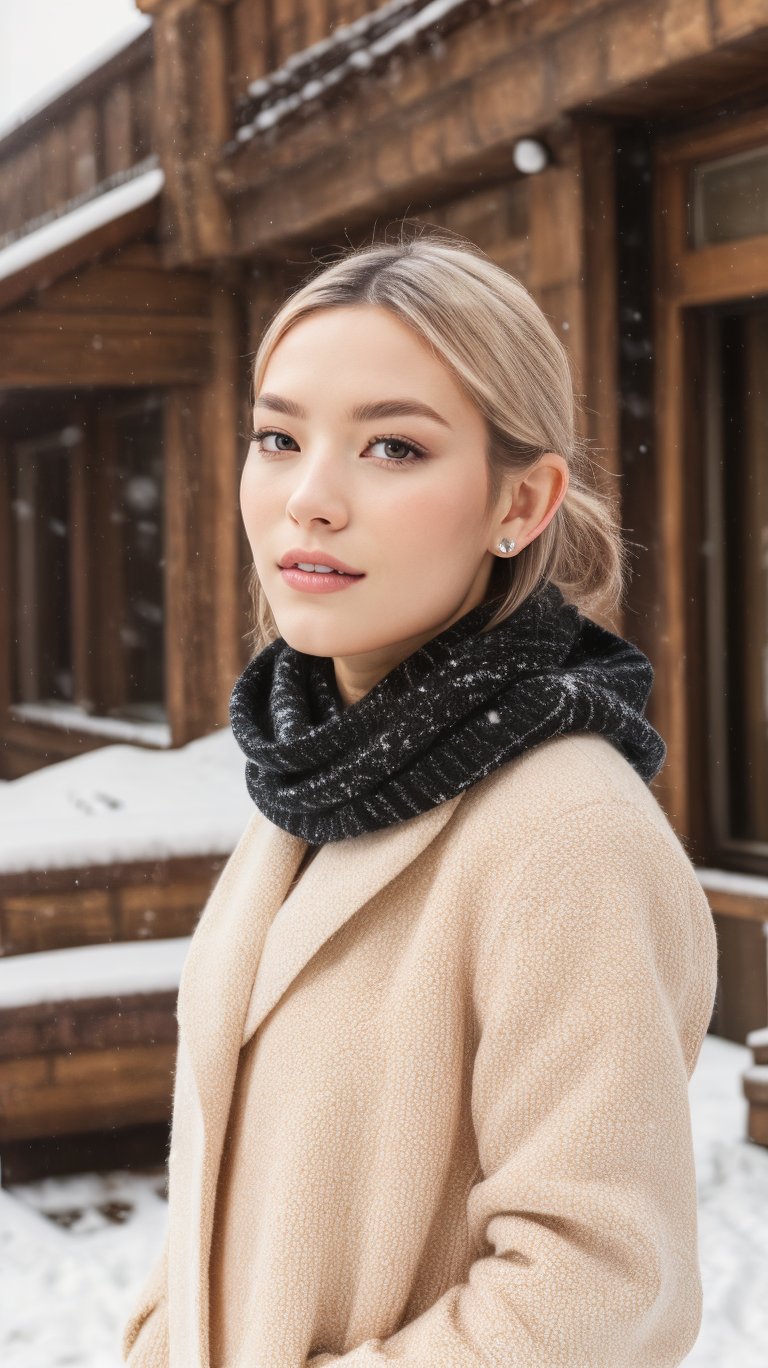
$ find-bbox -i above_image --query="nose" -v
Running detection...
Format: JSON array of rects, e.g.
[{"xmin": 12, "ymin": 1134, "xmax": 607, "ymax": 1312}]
[{"xmin": 285, "ymin": 446, "xmax": 349, "ymax": 528}]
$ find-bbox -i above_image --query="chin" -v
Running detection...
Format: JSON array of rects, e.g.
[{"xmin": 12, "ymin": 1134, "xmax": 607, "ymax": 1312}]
[
  {"xmin": 273, "ymin": 616, "xmax": 380, "ymax": 659},
  {"xmin": 270, "ymin": 616, "xmax": 344, "ymax": 656}
]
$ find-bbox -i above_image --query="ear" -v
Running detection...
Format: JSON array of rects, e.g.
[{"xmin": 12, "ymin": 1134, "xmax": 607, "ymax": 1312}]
[{"xmin": 494, "ymin": 453, "xmax": 569, "ymax": 549}]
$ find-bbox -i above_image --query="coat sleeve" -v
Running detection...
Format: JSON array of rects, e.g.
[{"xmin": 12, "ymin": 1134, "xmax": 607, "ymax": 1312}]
[
  {"xmin": 308, "ymin": 800, "xmax": 718, "ymax": 1367},
  {"xmin": 121, "ymin": 1220, "xmax": 170, "ymax": 1366}
]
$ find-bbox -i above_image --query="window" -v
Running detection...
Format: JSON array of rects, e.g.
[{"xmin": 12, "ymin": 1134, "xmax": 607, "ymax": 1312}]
[
  {"xmin": 6, "ymin": 391, "xmax": 168, "ymax": 741},
  {"xmin": 701, "ymin": 304, "xmax": 768, "ymax": 859},
  {"xmin": 105, "ymin": 399, "xmax": 166, "ymax": 722},
  {"xmin": 10, "ymin": 429, "xmax": 77, "ymax": 706},
  {"xmin": 690, "ymin": 144, "xmax": 768, "ymax": 248}
]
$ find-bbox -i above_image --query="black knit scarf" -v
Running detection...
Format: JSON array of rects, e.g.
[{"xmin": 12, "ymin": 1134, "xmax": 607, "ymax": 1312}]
[{"xmin": 229, "ymin": 579, "xmax": 666, "ymax": 843}]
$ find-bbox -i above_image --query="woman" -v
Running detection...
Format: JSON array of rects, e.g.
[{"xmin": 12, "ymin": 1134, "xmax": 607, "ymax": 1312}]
[{"xmin": 122, "ymin": 229, "xmax": 718, "ymax": 1367}]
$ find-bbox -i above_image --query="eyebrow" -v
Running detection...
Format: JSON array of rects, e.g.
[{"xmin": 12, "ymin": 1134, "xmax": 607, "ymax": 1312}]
[{"xmin": 254, "ymin": 392, "xmax": 452, "ymax": 430}]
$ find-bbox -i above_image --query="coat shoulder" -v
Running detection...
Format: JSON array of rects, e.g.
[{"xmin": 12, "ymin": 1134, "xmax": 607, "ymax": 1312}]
[{"xmin": 462, "ymin": 731, "xmax": 677, "ymax": 842}]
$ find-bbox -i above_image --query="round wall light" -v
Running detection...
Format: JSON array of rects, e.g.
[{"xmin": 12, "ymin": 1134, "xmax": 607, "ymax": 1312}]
[{"xmin": 512, "ymin": 138, "xmax": 550, "ymax": 174}]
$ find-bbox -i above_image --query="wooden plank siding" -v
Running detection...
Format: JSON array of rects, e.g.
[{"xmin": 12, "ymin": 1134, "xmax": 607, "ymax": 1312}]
[
  {"xmin": 0, "ymin": 1024, "xmax": 177, "ymax": 1144},
  {"xmin": 199, "ymin": 0, "xmax": 768, "ymax": 260},
  {"xmin": 0, "ymin": 30, "xmax": 154, "ymax": 245},
  {"xmin": 653, "ymin": 106, "xmax": 768, "ymax": 839},
  {"xmin": 0, "ymin": 240, "xmax": 248, "ymax": 764},
  {"xmin": 0, "ymin": 853, "xmax": 226, "ymax": 956}
]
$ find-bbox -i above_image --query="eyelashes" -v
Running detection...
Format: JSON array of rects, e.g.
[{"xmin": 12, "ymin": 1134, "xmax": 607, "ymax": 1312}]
[{"xmin": 248, "ymin": 428, "xmax": 428, "ymax": 470}]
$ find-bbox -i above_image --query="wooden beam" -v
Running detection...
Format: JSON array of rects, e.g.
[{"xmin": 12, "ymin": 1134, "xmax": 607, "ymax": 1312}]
[
  {"xmin": 139, "ymin": 0, "xmax": 233, "ymax": 265},
  {"xmin": 68, "ymin": 420, "xmax": 93, "ymax": 711},
  {"xmin": 0, "ymin": 443, "xmax": 11, "ymax": 718},
  {"xmin": 36, "ymin": 263, "xmax": 210, "ymax": 315},
  {"xmin": 0, "ymin": 320, "xmax": 211, "ymax": 387},
  {"xmin": 198, "ymin": 275, "xmax": 246, "ymax": 718},
  {"xmin": 673, "ymin": 236, "xmax": 768, "ymax": 304},
  {"xmin": 164, "ymin": 389, "xmax": 211, "ymax": 744},
  {"xmin": 0, "ymin": 197, "xmax": 160, "ymax": 313},
  {"xmin": 215, "ymin": 1, "xmax": 768, "ymax": 257},
  {"xmin": 163, "ymin": 290, "xmax": 246, "ymax": 747},
  {"xmin": 0, "ymin": 309, "xmax": 210, "ymax": 335}
]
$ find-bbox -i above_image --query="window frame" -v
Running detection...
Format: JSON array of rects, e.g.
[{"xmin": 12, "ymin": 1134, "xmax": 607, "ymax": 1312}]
[
  {"xmin": 655, "ymin": 104, "xmax": 768, "ymax": 877},
  {"xmin": 2, "ymin": 391, "xmax": 171, "ymax": 753}
]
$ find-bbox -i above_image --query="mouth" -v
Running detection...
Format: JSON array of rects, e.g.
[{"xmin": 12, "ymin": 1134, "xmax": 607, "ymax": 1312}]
[
  {"xmin": 277, "ymin": 564, "xmax": 366, "ymax": 593},
  {"xmin": 277, "ymin": 550, "xmax": 365, "ymax": 576},
  {"xmin": 281, "ymin": 564, "xmax": 363, "ymax": 577}
]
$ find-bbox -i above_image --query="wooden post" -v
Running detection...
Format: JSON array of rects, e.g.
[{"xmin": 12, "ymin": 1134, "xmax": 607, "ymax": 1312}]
[
  {"xmin": 163, "ymin": 262, "xmax": 246, "ymax": 747},
  {"xmin": 199, "ymin": 271, "xmax": 246, "ymax": 714},
  {"xmin": 527, "ymin": 118, "xmax": 622, "ymax": 640},
  {"xmin": 137, "ymin": 0, "xmax": 234, "ymax": 266},
  {"xmin": 0, "ymin": 442, "xmax": 12, "ymax": 718}
]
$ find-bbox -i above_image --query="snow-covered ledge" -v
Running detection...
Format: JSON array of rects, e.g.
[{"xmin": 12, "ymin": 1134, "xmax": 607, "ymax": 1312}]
[
  {"xmin": 0, "ymin": 936, "xmax": 190, "ymax": 1009},
  {"xmin": 0, "ymin": 727, "xmax": 253, "ymax": 876},
  {"xmin": 10, "ymin": 702, "xmax": 172, "ymax": 748},
  {"xmin": 0, "ymin": 164, "xmax": 164, "ymax": 284},
  {"xmin": 694, "ymin": 865, "xmax": 768, "ymax": 905}
]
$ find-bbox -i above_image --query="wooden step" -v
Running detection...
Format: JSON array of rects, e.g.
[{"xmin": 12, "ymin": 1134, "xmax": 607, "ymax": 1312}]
[
  {"xmin": 0, "ymin": 854, "xmax": 224, "ymax": 956},
  {"xmin": 0, "ymin": 938, "xmax": 186, "ymax": 1174},
  {"xmin": 746, "ymin": 1025, "xmax": 768, "ymax": 1065},
  {"xmin": 742, "ymin": 1064, "xmax": 768, "ymax": 1147}
]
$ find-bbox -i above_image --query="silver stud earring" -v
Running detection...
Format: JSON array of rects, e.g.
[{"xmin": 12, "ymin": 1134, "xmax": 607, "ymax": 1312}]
[{"xmin": 497, "ymin": 538, "xmax": 517, "ymax": 554}]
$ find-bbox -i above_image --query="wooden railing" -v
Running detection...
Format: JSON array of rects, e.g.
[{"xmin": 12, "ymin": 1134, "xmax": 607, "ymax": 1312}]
[{"xmin": 0, "ymin": 29, "xmax": 154, "ymax": 247}]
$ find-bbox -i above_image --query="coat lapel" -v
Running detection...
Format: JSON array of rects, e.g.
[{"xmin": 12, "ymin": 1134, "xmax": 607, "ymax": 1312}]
[
  {"xmin": 242, "ymin": 790, "xmax": 465, "ymax": 1044},
  {"xmin": 172, "ymin": 792, "xmax": 465, "ymax": 1366}
]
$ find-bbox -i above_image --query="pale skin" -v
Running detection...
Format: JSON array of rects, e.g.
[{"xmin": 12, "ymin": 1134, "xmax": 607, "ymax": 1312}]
[{"xmin": 241, "ymin": 303, "xmax": 569, "ymax": 708}]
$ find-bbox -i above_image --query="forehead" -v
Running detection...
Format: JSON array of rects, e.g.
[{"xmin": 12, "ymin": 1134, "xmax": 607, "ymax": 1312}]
[{"xmin": 257, "ymin": 306, "xmax": 481, "ymax": 427}]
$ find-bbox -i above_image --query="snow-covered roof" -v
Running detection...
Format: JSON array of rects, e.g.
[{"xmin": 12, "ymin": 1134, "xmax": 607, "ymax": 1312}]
[
  {"xmin": 0, "ymin": 727, "xmax": 253, "ymax": 876},
  {"xmin": 228, "ymin": 0, "xmax": 505, "ymax": 144},
  {"xmin": 0, "ymin": 18, "xmax": 152, "ymax": 147},
  {"xmin": 0, "ymin": 936, "xmax": 189, "ymax": 1008},
  {"xmin": 0, "ymin": 162, "xmax": 164, "ymax": 287}
]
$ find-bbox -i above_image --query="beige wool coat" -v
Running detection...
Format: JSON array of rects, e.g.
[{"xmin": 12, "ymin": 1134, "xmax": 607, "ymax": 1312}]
[{"xmin": 121, "ymin": 732, "xmax": 718, "ymax": 1368}]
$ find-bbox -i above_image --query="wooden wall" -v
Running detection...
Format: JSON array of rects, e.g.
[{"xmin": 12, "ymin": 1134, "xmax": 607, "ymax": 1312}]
[
  {"xmin": 231, "ymin": 0, "xmax": 379, "ymax": 89},
  {"xmin": 0, "ymin": 242, "xmax": 248, "ymax": 771},
  {"xmin": 219, "ymin": 0, "xmax": 768, "ymax": 265},
  {"xmin": 0, "ymin": 854, "xmax": 226, "ymax": 956},
  {"xmin": 0, "ymin": 29, "xmax": 154, "ymax": 245}
]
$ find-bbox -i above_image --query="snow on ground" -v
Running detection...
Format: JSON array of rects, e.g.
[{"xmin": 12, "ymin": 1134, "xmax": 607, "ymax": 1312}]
[
  {"xmin": 0, "ymin": 1166, "xmax": 168, "ymax": 1368},
  {"xmin": 0, "ymin": 1033, "xmax": 765, "ymax": 1366},
  {"xmin": 0, "ymin": 726, "xmax": 253, "ymax": 874},
  {"xmin": 683, "ymin": 1035, "xmax": 768, "ymax": 1366}
]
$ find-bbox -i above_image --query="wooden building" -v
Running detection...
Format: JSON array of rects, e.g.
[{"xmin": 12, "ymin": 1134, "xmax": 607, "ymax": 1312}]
[
  {"xmin": 2, "ymin": 0, "xmax": 768, "ymax": 1160},
  {"xmin": 0, "ymin": 25, "xmax": 246, "ymax": 779}
]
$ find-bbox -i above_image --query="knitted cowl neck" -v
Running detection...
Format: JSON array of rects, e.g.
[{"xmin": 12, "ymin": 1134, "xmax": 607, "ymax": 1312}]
[{"xmin": 229, "ymin": 579, "xmax": 666, "ymax": 843}]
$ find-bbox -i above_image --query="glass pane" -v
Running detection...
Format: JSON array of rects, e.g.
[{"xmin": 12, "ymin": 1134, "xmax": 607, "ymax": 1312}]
[
  {"xmin": 110, "ymin": 399, "xmax": 165, "ymax": 719},
  {"xmin": 10, "ymin": 436, "xmax": 74, "ymax": 705},
  {"xmin": 691, "ymin": 144, "xmax": 768, "ymax": 247},
  {"xmin": 708, "ymin": 308, "xmax": 768, "ymax": 847}
]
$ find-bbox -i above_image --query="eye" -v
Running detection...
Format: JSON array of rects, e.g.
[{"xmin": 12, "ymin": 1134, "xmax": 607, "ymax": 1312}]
[
  {"xmin": 367, "ymin": 436, "xmax": 426, "ymax": 467},
  {"xmin": 250, "ymin": 429, "xmax": 297, "ymax": 452},
  {"xmin": 249, "ymin": 428, "xmax": 427, "ymax": 468}
]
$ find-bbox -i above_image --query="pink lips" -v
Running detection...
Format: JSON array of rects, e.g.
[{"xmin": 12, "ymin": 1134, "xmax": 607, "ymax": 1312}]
[
  {"xmin": 278, "ymin": 547, "xmax": 364, "ymax": 576},
  {"xmin": 279, "ymin": 566, "xmax": 365, "ymax": 594}
]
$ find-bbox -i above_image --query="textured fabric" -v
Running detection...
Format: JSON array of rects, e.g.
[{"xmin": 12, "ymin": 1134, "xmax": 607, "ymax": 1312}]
[
  {"xmin": 120, "ymin": 732, "xmax": 718, "ymax": 1368},
  {"xmin": 229, "ymin": 579, "xmax": 666, "ymax": 841}
]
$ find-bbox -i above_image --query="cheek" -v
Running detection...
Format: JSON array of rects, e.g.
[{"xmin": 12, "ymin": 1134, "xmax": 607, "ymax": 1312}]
[
  {"xmin": 239, "ymin": 456, "xmax": 268, "ymax": 526},
  {"xmin": 385, "ymin": 467, "xmax": 485, "ymax": 559}
]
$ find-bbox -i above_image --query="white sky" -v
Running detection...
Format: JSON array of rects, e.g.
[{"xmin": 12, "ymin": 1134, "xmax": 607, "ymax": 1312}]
[{"xmin": 0, "ymin": 0, "xmax": 150, "ymax": 138}]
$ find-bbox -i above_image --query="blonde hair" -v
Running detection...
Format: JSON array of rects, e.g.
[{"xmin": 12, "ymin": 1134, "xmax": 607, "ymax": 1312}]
[{"xmin": 245, "ymin": 224, "xmax": 630, "ymax": 654}]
